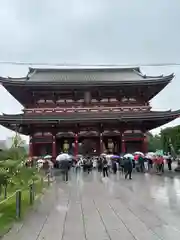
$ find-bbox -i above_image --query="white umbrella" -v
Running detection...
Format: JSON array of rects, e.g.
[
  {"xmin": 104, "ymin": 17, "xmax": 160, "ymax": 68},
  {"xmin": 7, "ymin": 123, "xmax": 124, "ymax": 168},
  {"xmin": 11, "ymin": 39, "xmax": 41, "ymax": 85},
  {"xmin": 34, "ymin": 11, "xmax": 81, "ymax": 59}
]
[
  {"xmin": 124, "ymin": 153, "xmax": 134, "ymax": 159},
  {"xmin": 100, "ymin": 153, "xmax": 107, "ymax": 156},
  {"xmin": 147, "ymin": 152, "xmax": 156, "ymax": 156},
  {"xmin": 105, "ymin": 154, "xmax": 113, "ymax": 158},
  {"xmin": 134, "ymin": 151, "xmax": 144, "ymax": 156},
  {"xmin": 56, "ymin": 153, "xmax": 71, "ymax": 161},
  {"xmin": 37, "ymin": 159, "xmax": 45, "ymax": 163},
  {"xmin": 145, "ymin": 152, "xmax": 156, "ymax": 159},
  {"xmin": 44, "ymin": 155, "xmax": 52, "ymax": 159}
]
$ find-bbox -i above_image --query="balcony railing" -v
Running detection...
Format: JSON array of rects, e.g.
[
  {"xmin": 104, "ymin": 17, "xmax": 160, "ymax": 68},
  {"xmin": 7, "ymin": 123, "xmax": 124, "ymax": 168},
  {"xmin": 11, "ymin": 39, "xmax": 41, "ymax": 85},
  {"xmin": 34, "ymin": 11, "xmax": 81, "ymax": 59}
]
[{"xmin": 24, "ymin": 106, "xmax": 151, "ymax": 114}]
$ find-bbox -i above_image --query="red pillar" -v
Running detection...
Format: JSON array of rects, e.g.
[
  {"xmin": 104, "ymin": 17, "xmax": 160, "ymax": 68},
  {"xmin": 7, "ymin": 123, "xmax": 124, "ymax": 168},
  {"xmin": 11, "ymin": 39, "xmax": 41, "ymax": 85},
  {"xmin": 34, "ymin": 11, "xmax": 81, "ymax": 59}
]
[
  {"xmin": 121, "ymin": 133, "xmax": 126, "ymax": 153},
  {"xmin": 143, "ymin": 134, "xmax": 148, "ymax": 153},
  {"xmin": 52, "ymin": 135, "xmax": 56, "ymax": 161},
  {"xmin": 29, "ymin": 136, "xmax": 33, "ymax": 158},
  {"xmin": 99, "ymin": 132, "xmax": 103, "ymax": 154},
  {"xmin": 74, "ymin": 133, "xmax": 78, "ymax": 160}
]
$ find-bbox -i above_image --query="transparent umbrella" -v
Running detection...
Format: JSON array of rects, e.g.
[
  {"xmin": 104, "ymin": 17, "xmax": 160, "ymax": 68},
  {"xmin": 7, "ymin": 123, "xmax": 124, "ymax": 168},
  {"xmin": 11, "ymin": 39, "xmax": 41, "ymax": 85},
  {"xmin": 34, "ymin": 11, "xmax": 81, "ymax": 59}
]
[
  {"xmin": 100, "ymin": 153, "xmax": 107, "ymax": 159},
  {"xmin": 147, "ymin": 152, "xmax": 155, "ymax": 155},
  {"xmin": 56, "ymin": 153, "xmax": 71, "ymax": 162},
  {"xmin": 145, "ymin": 152, "xmax": 156, "ymax": 159},
  {"xmin": 37, "ymin": 159, "xmax": 45, "ymax": 163},
  {"xmin": 134, "ymin": 151, "xmax": 144, "ymax": 156},
  {"xmin": 44, "ymin": 155, "xmax": 52, "ymax": 159},
  {"xmin": 124, "ymin": 153, "xmax": 134, "ymax": 159}
]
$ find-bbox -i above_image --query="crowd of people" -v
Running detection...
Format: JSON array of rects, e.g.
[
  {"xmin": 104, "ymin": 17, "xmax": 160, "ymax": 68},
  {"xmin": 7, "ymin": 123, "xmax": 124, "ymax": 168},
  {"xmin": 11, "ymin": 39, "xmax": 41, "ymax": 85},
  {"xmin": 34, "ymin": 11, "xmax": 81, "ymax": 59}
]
[
  {"xmin": 72, "ymin": 155, "xmax": 134, "ymax": 179},
  {"xmin": 27, "ymin": 152, "xmax": 174, "ymax": 182},
  {"xmin": 71, "ymin": 152, "xmax": 174, "ymax": 180}
]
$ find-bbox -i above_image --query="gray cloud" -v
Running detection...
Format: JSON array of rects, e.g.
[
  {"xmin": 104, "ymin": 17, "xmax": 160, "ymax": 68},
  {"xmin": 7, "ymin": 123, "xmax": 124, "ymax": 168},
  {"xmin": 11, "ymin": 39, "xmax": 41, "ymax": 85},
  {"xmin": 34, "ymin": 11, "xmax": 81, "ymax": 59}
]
[{"xmin": 0, "ymin": 0, "xmax": 180, "ymax": 140}]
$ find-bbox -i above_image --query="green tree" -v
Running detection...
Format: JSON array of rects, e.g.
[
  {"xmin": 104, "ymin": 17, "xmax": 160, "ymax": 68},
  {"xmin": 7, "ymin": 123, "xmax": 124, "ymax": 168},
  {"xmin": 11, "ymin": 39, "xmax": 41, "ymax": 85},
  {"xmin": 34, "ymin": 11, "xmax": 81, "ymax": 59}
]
[
  {"xmin": 11, "ymin": 133, "xmax": 26, "ymax": 148},
  {"xmin": 161, "ymin": 125, "xmax": 180, "ymax": 155},
  {"xmin": 147, "ymin": 132, "xmax": 163, "ymax": 152},
  {"xmin": 0, "ymin": 133, "xmax": 30, "ymax": 191}
]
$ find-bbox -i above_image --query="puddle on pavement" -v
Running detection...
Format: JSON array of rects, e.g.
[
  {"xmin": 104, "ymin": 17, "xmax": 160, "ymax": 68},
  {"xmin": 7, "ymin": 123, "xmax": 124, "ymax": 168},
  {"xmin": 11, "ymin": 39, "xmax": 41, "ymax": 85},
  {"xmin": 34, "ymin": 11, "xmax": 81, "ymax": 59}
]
[
  {"xmin": 150, "ymin": 177, "xmax": 180, "ymax": 208},
  {"xmin": 56, "ymin": 205, "xmax": 69, "ymax": 212}
]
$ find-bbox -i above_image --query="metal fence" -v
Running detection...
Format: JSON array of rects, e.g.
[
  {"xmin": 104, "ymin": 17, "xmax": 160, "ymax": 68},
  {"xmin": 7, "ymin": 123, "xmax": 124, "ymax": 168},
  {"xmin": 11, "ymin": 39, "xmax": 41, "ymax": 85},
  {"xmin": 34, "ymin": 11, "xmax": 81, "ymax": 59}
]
[{"xmin": 0, "ymin": 174, "xmax": 51, "ymax": 220}]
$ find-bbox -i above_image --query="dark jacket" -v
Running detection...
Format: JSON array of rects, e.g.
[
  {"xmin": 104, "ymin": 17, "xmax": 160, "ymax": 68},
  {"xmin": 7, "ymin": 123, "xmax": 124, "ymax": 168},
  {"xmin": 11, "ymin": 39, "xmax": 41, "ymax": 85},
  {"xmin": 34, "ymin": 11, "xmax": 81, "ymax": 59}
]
[
  {"xmin": 112, "ymin": 161, "xmax": 117, "ymax": 171},
  {"xmin": 59, "ymin": 160, "xmax": 70, "ymax": 171},
  {"xmin": 124, "ymin": 158, "xmax": 133, "ymax": 171},
  {"xmin": 102, "ymin": 159, "xmax": 108, "ymax": 168}
]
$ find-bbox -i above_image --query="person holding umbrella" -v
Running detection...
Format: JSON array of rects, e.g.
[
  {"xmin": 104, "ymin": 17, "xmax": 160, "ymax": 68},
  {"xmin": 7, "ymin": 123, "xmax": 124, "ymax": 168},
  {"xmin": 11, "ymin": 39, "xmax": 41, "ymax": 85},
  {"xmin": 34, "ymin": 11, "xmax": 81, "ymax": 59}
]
[
  {"xmin": 124, "ymin": 157, "xmax": 133, "ymax": 180},
  {"xmin": 112, "ymin": 159, "xmax": 118, "ymax": 174},
  {"xmin": 56, "ymin": 153, "xmax": 71, "ymax": 181},
  {"xmin": 102, "ymin": 157, "xmax": 109, "ymax": 177}
]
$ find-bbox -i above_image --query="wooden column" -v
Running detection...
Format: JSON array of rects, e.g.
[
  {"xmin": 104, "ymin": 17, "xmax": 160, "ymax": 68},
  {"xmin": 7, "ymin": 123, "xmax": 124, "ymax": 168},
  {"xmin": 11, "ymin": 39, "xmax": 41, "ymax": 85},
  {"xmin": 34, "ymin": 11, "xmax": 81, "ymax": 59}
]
[
  {"xmin": 74, "ymin": 133, "xmax": 78, "ymax": 160},
  {"xmin": 142, "ymin": 134, "xmax": 148, "ymax": 153},
  {"xmin": 52, "ymin": 135, "xmax": 56, "ymax": 161},
  {"xmin": 99, "ymin": 132, "xmax": 103, "ymax": 154},
  {"xmin": 121, "ymin": 133, "xmax": 126, "ymax": 153},
  {"xmin": 29, "ymin": 136, "xmax": 33, "ymax": 158}
]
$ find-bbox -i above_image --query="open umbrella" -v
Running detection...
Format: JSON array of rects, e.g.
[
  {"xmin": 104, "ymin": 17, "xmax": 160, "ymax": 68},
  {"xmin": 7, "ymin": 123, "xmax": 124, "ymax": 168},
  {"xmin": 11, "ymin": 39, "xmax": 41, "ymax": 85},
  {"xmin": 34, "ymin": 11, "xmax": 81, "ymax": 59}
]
[
  {"xmin": 124, "ymin": 153, "xmax": 134, "ymax": 159},
  {"xmin": 134, "ymin": 151, "xmax": 144, "ymax": 156},
  {"xmin": 147, "ymin": 152, "xmax": 155, "ymax": 155},
  {"xmin": 56, "ymin": 153, "xmax": 71, "ymax": 162},
  {"xmin": 111, "ymin": 155, "xmax": 120, "ymax": 159},
  {"xmin": 37, "ymin": 159, "xmax": 45, "ymax": 163},
  {"xmin": 145, "ymin": 152, "xmax": 156, "ymax": 160},
  {"xmin": 44, "ymin": 155, "xmax": 52, "ymax": 159},
  {"xmin": 100, "ymin": 153, "xmax": 107, "ymax": 156},
  {"xmin": 105, "ymin": 154, "xmax": 113, "ymax": 160}
]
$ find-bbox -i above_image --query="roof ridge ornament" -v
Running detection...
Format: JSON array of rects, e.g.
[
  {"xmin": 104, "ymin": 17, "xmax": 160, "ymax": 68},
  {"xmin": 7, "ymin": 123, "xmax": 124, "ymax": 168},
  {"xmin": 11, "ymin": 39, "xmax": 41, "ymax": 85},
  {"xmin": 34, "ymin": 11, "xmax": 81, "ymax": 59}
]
[
  {"xmin": 133, "ymin": 68, "xmax": 164, "ymax": 79},
  {"xmin": 27, "ymin": 68, "xmax": 37, "ymax": 80}
]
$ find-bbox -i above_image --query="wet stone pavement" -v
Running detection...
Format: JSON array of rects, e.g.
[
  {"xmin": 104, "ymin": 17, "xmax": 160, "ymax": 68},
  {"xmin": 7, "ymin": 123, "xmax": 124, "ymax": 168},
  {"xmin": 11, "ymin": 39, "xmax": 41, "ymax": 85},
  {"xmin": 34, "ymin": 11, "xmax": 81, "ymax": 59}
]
[{"xmin": 3, "ymin": 170, "xmax": 180, "ymax": 240}]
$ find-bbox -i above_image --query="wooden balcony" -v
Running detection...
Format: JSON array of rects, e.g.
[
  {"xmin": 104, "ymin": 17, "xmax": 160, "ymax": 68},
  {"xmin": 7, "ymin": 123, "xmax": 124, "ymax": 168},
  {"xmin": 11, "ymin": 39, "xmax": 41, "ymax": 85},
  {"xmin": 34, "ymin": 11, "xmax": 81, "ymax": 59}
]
[{"xmin": 23, "ymin": 106, "xmax": 151, "ymax": 115}]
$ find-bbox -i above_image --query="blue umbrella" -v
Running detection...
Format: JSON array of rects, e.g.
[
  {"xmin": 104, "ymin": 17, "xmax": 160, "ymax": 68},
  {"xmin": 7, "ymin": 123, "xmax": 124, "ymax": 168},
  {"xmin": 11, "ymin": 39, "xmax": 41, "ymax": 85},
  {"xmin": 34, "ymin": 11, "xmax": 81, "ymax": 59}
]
[{"xmin": 111, "ymin": 155, "xmax": 120, "ymax": 158}]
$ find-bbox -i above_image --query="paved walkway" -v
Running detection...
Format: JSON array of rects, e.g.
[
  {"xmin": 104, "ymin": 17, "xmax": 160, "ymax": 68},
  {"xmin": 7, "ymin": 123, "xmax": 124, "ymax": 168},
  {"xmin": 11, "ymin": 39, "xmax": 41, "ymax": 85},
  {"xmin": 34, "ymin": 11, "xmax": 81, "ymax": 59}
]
[{"xmin": 3, "ymin": 170, "xmax": 180, "ymax": 240}]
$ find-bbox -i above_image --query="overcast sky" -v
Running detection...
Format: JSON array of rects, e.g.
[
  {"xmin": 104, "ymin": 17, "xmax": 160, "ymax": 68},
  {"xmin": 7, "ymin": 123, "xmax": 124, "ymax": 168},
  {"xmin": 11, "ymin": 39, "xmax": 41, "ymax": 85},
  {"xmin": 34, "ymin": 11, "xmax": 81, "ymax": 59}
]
[{"xmin": 0, "ymin": 0, "xmax": 180, "ymax": 142}]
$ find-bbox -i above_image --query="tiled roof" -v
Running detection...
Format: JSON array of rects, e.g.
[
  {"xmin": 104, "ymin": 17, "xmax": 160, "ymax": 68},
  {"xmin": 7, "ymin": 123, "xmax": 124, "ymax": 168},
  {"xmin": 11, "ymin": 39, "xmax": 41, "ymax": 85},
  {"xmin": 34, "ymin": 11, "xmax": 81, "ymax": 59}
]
[
  {"xmin": 0, "ymin": 66, "xmax": 174, "ymax": 84},
  {"xmin": 27, "ymin": 67, "xmax": 173, "ymax": 83},
  {"xmin": 0, "ymin": 110, "xmax": 179, "ymax": 122}
]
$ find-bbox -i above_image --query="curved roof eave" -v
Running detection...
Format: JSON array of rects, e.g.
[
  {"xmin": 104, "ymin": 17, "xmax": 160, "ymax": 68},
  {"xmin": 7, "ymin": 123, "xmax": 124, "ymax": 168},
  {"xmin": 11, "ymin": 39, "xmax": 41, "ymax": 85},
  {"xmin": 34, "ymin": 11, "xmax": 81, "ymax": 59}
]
[
  {"xmin": 28, "ymin": 66, "xmax": 141, "ymax": 72},
  {"xmin": 0, "ymin": 110, "xmax": 180, "ymax": 121},
  {"xmin": 0, "ymin": 73, "xmax": 174, "ymax": 86}
]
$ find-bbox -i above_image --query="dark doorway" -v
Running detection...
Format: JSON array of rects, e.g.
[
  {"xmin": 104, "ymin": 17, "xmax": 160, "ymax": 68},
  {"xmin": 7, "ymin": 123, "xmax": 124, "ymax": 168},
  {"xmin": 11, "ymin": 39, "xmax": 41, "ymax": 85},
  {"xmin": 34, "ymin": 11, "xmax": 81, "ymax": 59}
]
[
  {"xmin": 34, "ymin": 143, "xmax": 52, "ymax": 156},
  {"xmin": 79, "ymin": 137, "xmax": 99, "ymax": 156},
  {"xmin": 125, "ymin": 141, "xmax": 143, "ymax": 153}
]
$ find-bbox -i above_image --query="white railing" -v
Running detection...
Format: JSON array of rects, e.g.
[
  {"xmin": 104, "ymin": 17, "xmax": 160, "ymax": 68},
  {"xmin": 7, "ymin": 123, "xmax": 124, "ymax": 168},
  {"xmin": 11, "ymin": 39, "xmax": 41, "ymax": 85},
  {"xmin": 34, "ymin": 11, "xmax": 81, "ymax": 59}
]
[{"xmin": 24, "ymin": 106, "xmax": 150, "ymax": 114}]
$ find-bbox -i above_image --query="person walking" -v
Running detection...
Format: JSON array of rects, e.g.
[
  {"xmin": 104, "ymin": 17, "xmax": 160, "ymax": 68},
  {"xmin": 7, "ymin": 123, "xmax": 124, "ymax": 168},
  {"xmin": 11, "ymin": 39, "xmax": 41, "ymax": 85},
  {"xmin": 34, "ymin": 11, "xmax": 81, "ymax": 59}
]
[
  {"xmin": 138, "ymin": 155, "xmax": 145, "ymax": 173},
  {"xmin": 75, "ymin": 159, "xmax": 82, "ymax": 173},
  {"xmin": 59, "ymin": 160, "xmax": 70, "ymax": 181},
  {"xmin": 156, "ymin": 155, "xmax": 164, "ymax": 174},
  {"xmin": 87, "ymin": 158, "xmax": 93, "ymax": 174},
  {"xmin": 102, "ymin": 157, "xmax": 108, "ymax": 177},
  {"xmin": 167, "ymin": 154, "xmax": 172, "ymax": 171},
  {"xmin": 124, "ymin": 157, "xmax": 133, "ymax": 180},
  {"xmin": 112, "ymin": 160, "xmax": 117, "ymax": 174},
  {"xmin": 97, "ymin": 157, "xmax": 103, "ymax": 172}
]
